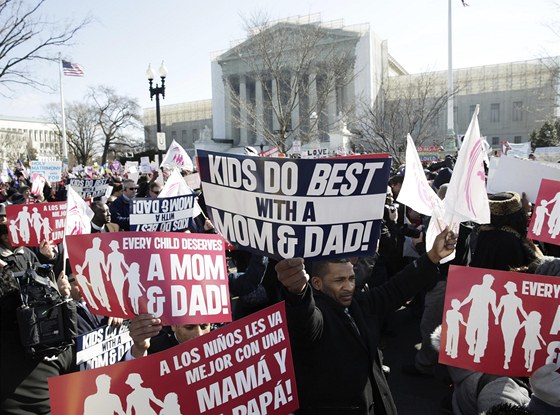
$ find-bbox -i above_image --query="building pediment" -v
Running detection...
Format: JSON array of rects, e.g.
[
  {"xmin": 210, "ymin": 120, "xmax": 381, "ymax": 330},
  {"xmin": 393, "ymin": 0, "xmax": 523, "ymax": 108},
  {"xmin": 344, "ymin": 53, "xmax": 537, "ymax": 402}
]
[{"xmin": 217, "ymin": 21, "xmax": 362, "ymax": 64}]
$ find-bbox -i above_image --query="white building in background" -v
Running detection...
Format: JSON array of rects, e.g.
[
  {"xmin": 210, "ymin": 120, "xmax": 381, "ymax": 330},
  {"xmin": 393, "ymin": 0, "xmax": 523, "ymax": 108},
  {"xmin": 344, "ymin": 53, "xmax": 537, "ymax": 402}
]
[
  {"xmin": 143, "ymin": 15, "xmax": 559, "ymax": 155},
  {"xmin": 210, "ymin": 16, "xmax": 406, "ymax": 148},
  {"xmin": 0, "ymin": 116, "xmax": 60, "ymax": 163}
]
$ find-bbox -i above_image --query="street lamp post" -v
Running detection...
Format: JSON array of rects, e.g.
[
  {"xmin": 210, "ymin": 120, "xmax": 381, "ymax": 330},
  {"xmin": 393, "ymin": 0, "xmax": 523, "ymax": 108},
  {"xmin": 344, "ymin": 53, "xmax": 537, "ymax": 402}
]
[{"xmin": 146, "ymin": 61, "xmax": 168, "ymax": 162}]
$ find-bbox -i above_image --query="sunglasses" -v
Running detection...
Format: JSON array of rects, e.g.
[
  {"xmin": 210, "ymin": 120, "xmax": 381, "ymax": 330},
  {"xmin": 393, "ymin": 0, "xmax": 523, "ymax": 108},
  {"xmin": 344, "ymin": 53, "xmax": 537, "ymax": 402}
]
[
  {"xmin": 152, "ymin": 190, "xmax": 161, "ymax": 195},
  {"xmin": 127, "ymin": 187, "xmax": 138, "ymax": 191}
]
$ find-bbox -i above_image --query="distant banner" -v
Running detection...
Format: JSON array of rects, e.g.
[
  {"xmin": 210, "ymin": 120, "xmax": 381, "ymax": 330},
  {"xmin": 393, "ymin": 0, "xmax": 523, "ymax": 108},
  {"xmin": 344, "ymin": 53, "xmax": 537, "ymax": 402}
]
[
  {"xmin": 76, "ymin": 322, "xmax": 133, "ymax": 370},
  {"xmin": 68, "ymin": 177, "xmax": 110, "ymax": 199},
  {"xmin": 440, "ymin": 265, "xmax": 560, "ymax": 376},
  {"xmin": 5, "ymin": 201, "xmax": 66, "ymax": 247},
  {"xmin": 31, "ymin": 160, "xmax": 62, "ymax": 183},
  {"xmin": 66, "ymin": 232, "xmax": 230, "ymax": 325},
  {"xmin": 528, "ymin": 178, "xmax": 560, "ymax": 246},
  {"xmin": 197, "ymin": 150, "xmax": 391, "ymax": 259},
  {"xmin": 49, "ymin": 302, "xmax": 299, "ymax": 415},
  {"xmin": 130, "ymin": 194, "xmax": 197, "ymax": 232}
]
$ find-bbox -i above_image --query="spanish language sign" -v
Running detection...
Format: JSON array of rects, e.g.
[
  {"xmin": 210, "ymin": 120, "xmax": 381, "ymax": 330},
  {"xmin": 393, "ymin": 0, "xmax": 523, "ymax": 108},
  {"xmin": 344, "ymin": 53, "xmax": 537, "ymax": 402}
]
[
  {"xmin": 65, "ymin": 232, "xmax": 230, "ymax": 325},
  {"xmin": 49, "ymin": 302, "xmax": 298, "ymax": 415},
  {"xmin": 5, "ymin": 201, "xmax": 67, "ymax": 247},
  {"xmin": 76, "ymin": 322, "xmax": 133, "ymax": 370},
  {"xmin": 197, "ymin": 150, "xmax": 391, "ymax": 259},
  {"xmin": 528, "ymin": 178, "xmax": 560, "ymax": 246},
  {"xmin": 130, "ymin": 194, "xmax": 197, "ymax": 232},
  {"xmin": 31, "ymin": 160, "xmax": 63, "ymax": 182},
  {"xmin": 439, "ymin": 265, "xmax": 560, "ymax": 376},
  {"xmin": 67, "ymin": 177, "xmax": 110, "ymax": 199}
]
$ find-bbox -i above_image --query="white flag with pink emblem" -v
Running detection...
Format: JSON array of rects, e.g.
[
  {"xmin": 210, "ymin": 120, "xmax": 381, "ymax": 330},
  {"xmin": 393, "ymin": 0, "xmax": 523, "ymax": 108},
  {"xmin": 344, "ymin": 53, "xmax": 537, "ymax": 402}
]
[
  {"xmin": 397, "ymin": 134, "xmax": 442, "ymax": 216},
  {"xmin": 65, "ymin": 186, "xmax": 94, "ymax": 236},
  {"xmin": 160, "ymin": 139, "xmax": 194, "ymax": 171},
  {"xmin": 444, "ymin": 105, "xmax": 490, "ymax": 225}
]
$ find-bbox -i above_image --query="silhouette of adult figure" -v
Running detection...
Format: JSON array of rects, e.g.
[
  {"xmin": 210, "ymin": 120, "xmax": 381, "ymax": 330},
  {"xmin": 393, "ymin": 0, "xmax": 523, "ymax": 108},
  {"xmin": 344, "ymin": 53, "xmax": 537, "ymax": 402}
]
[
  {"xmin": 81, "ymin": 237, "xmax": 111, "ymax": 311},
  {"xmin": 107, "ymin": 240, "xmax": 130, "ymax": 315},
  {"xmin": 124, "ymin": 373, "xmax": 164, "ymax": 415},
  {"xmin": 14, "ymin": 206, "xmax": 31, "ymax": 243},
  {"xmin": 459, "ymin": 273, "xmax": 498, "ymax": 363},
  {"xmin": 31, "ymin": 207, "xmax": 43, "ymax": 242},
  {"xmin": 495, "ymin": 281, "xmax": 528, "ymax": 369},
  {"xmin": 83, "ymin": 374, "xmax": 125, "ymax": 415},
  {"xmin": 545, "ymin": 192, "xmax": 560, "ymax": 237}
]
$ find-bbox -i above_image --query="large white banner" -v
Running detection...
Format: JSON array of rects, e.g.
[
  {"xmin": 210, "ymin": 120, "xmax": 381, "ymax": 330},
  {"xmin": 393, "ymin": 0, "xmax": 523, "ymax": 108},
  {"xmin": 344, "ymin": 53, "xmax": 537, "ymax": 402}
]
[{"xmin": 487, "ymin": 156, "xmax": 560, "ymax": 203}]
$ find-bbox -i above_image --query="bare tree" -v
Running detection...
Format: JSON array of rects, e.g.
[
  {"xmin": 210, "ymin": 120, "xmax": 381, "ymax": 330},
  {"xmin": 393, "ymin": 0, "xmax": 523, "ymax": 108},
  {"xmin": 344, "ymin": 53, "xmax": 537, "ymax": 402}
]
[
  {"xmin": 88, "ymin": 85, "xmax": 143, "ymax": 165},
  {"xmin": 219, "ymin": 15, "xmax": 360, "ymax": 152},
  {"xmin": 46, "ymin": 102, "xmax": 97, "ymax": 165},
  {"xmin": 356, "ymin": 72, "xmax": 458, "ymax": 165},
  {"xmin": 0, "ymin": 129, "xmax": 27, "ymax": 163},
  {"xmin": 0, "ymin": 0, "xmax": 90, "ymax": 93},
  {"xmin": 46, "ymin": 86, "xmax": 142, "ymax": 165}
]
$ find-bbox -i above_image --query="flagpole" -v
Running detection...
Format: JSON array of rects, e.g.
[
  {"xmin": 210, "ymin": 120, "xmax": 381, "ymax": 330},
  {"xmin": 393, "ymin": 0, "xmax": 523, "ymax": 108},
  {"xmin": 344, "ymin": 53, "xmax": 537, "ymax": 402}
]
[
  {"xmin": 59, "ymin": 53, "xmax": 69, "ymax": 167},
  {"xmin": 446, "ymin": 0, "xmax": 455, "ymax": 151}
]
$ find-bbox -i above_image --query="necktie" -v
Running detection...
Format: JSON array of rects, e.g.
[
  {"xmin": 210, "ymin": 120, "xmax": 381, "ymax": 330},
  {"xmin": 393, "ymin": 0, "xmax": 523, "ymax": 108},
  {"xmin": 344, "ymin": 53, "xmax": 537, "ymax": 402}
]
[{"xmin": 344, "ymin": 308, "xmax": 361, "ymax": 336}]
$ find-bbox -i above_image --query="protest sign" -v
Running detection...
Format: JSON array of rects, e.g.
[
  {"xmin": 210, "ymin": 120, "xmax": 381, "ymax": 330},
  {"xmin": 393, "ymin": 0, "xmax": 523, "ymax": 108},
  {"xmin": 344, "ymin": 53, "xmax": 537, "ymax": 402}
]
[
  {"xmin": 301, "ymin": 147, "xmax": 329, "ymax": 159},
  {"xmin": 197, "ymin": 150, "xmax": 391, "ymax": 259},
  {"xmin": 65, "ymin": 232, "xmax": 230, "ymax": 324},
  {"xmin": 130, "ymin": 194, "xmax": 197, "ymax": 232},
  {"xmin": 140, "ymin": 156, "xmax": 152, "ymax": 174},
  {"xmin": 49, "ymin": 302, "xmax": 298, "ymax": 415},
  {"xmin": 440, "ymin": 265, "xmax": 560, "ymax": 376},
  {"xmin": 68, "ymin": 177, "xmax": 110, "ymax": 199},
  {"xmin": 528, "ymin": 178, "xmax": 560, "ymax": 245},
  {"xmin": 487, "ymin": 156, "xmax": 560, "ymax": 203},
  {"xmin": 76, "ymin": 322, "xmax": 133, "ymax": 370},
  {"xmin": 31, "ymin": 160, "xmax": 62, "ymax": 182},
  {"xmin": 5, "ymin": 201, "xmax": 66, "ymax": 247}
]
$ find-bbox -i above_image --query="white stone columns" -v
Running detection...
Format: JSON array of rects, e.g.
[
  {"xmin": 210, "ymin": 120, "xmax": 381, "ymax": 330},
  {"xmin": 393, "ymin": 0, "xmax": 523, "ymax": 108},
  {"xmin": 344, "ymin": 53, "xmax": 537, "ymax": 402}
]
[
  {"xmin": 239, "ymin": 75, "xmax": 248, "ymax": 145},
  {"xmin": 255, "ymin": 77, "xmax": 264, "ymax": 144}
]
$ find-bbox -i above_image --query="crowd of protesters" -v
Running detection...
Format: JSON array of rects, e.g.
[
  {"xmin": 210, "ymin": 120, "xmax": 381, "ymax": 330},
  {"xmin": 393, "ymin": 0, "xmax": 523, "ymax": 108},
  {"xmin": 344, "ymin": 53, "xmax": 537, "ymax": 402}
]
[{"xmin": 0, "ymin": 153, "xmax": 559, "ymax": 415}]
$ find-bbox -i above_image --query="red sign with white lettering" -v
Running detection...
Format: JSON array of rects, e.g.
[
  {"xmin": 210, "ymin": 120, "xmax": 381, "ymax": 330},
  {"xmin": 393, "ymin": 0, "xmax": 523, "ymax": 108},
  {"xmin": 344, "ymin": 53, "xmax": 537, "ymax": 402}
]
[
  {"xmin": 66, "ymin": 232, "xmax": 230, "ymax": 325},
  {"xmin": 5, "ymin": 201, "xmax": 67, "ymax": 247},
  {"xmin": 440, "ymin": 265, "xmax": 560, "ymax": 376},
  {"xmin": 49, "ymin": 302, "xmax": 299, "ymax": 415}
]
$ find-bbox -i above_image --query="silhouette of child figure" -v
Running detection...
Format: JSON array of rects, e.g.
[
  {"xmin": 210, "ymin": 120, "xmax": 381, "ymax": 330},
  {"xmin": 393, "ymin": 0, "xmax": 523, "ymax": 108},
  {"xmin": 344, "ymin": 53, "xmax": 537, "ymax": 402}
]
[
  {"xmin": 127, "ymin": 262, "xmax": 145, "ymax": 315},
  {"xmin": 159, "ymin": 392, "xmax": 182, "ymax": 415},
  {"xmin": 445, "ymin": 298, "xmax": 466, "ymax": 359},
  {"xmin": 520, "ymin": 311, "xmax": 546, "ymax": 372}
]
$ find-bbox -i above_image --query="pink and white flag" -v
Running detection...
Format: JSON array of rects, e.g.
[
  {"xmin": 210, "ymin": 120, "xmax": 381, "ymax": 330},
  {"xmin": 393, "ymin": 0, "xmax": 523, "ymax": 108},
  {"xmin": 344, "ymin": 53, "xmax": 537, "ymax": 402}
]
[
  {"xmin": 160, "ymin": 139, "xmax": 194, "ymax": 171},
  {"xmin": 397, "ymin": 134, "xmax": 442, "ymax": 216},
  {"xmin": 65, "ymin": 186, "xmax": 94, "ymax": 236},
  {"xmin": 398, "ymin": 134, "xmax": 458, "ymax": 261},
  {"xmin": 444, "ymin": 105, "xmax": 490, "ymax": 225}
]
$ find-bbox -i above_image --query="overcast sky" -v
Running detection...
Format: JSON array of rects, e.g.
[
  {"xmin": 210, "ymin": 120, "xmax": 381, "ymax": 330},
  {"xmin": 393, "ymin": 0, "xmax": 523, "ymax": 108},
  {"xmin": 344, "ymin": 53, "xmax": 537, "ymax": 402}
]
[{"xmin": 1, "ymin": 0, "xmax": 559, "ymax": 119}]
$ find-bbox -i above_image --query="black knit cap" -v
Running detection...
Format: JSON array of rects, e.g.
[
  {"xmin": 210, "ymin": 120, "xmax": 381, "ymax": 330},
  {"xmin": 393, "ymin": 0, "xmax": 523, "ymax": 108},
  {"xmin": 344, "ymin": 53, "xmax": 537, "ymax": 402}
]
[{"xmin": 488, "ymin": 191, "xmax": 522, "ymax": 216}]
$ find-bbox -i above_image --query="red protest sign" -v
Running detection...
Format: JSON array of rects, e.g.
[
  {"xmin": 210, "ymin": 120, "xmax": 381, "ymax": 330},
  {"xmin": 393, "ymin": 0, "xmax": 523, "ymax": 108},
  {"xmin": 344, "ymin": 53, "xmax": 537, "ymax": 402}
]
[
  {"xmin": 49, "ymin": 302, "xmax": 299, "ymax": 415},
  {"xmin": 66, "ymin": 232, "xmax": 231, "ymax": 325},
  {"xmin": 5, "ymin": 201, "xmax": 67, "ymax": 247},
  {"xmin": 528, "ymin": 178, "xmax": 560, "ymax": 246},
  {"xmin": 440, "ymin": 265, "xmax": 560, "ymax": 376}
]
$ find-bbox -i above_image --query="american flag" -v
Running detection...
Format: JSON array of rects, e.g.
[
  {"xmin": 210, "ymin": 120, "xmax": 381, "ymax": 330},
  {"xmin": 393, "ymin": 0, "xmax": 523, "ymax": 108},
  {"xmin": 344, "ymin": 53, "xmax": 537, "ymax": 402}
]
[{"xmin": 62, "ymin": 60, "xmax": 85, "ymax": 77}]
